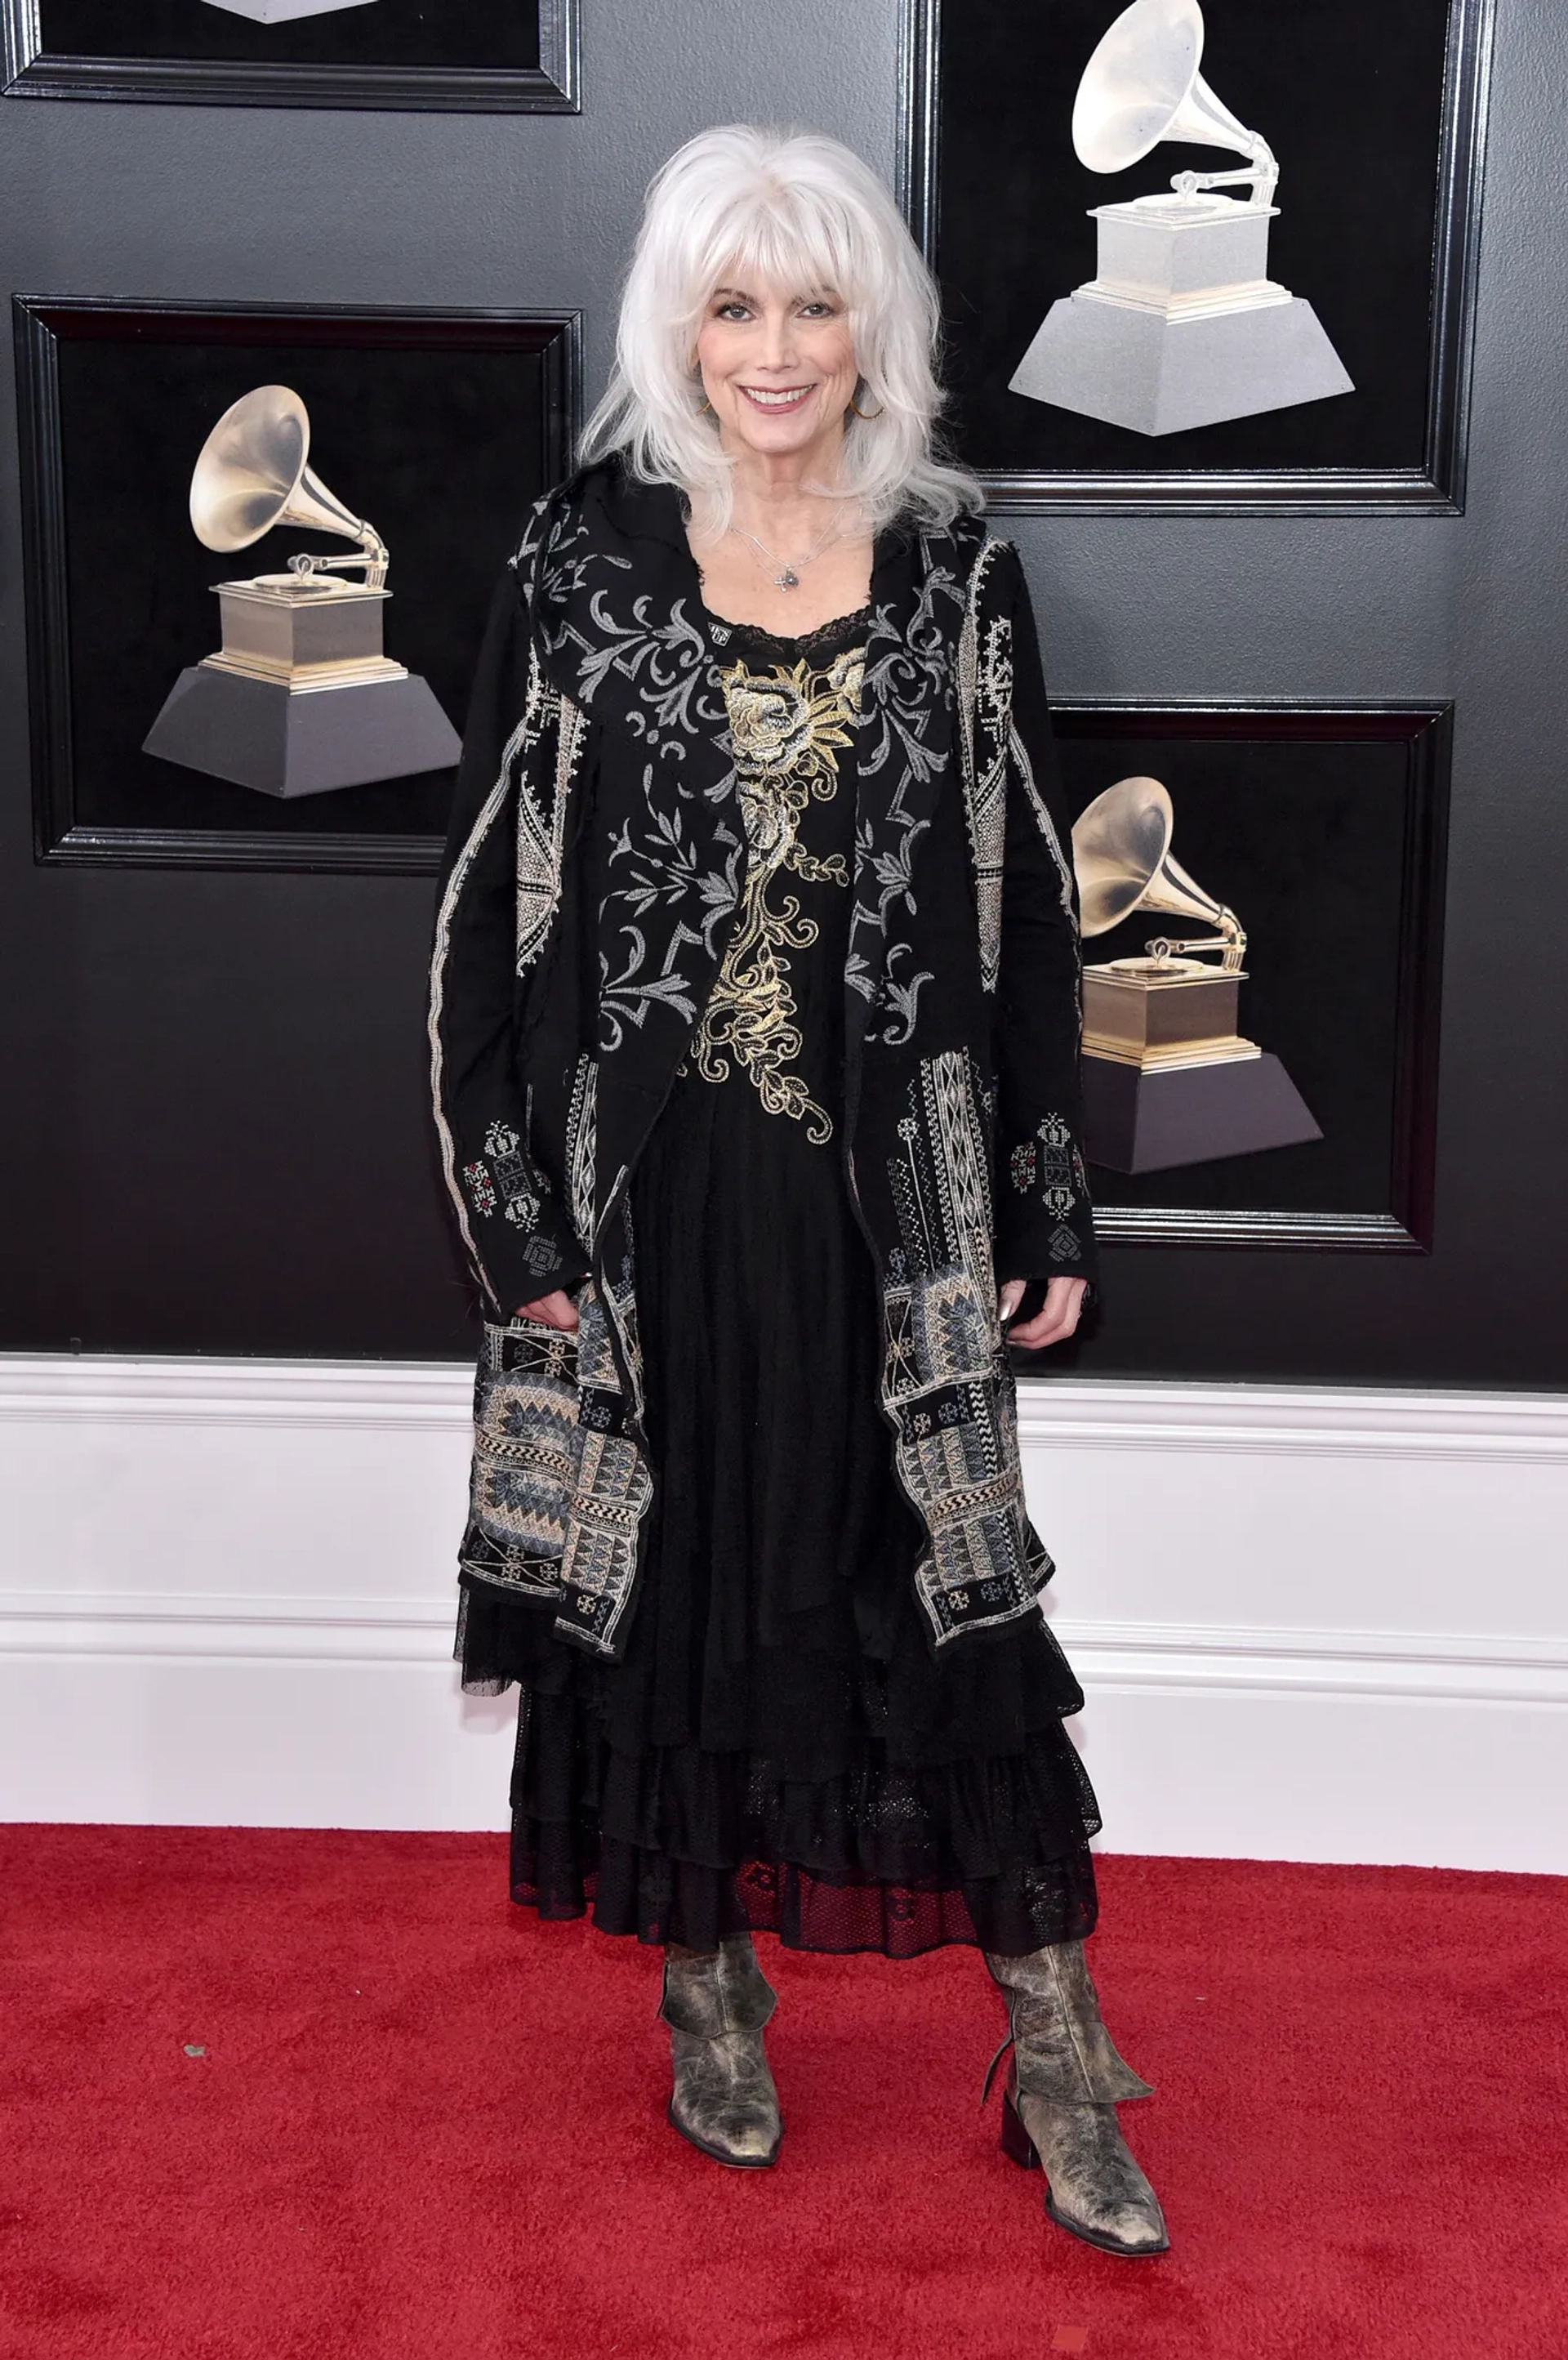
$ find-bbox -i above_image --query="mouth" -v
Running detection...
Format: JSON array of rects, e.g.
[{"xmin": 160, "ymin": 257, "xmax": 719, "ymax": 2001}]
[{"xmin": 738, "ymin": 384, "xmax": 817, "ymax": 413}]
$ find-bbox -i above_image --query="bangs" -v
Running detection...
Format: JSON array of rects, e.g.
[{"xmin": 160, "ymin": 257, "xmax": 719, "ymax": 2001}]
[{"xmin": 688, "ymin": 190, "xmax": 872, "ymax": 326}]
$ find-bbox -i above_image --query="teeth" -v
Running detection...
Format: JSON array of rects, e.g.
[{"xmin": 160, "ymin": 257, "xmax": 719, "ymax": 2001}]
[{"xmin": 745, "ymin": 387, "xmax": 812, "ymax": 406}]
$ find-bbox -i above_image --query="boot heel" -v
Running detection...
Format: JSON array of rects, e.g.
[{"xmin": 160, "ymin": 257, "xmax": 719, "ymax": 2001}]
[{"xmin": 1000, "ymin": 2090, "xmax": 1040, "ymax": 2170}]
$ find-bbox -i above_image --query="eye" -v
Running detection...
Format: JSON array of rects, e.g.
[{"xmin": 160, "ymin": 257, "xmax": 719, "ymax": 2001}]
[
  {"xmin": 798, "ymin": 300, "xmax": 838, "ymax": 319},
  {"xmin": 713, "ymin": 300, "xmax": 752, "ymax": 322}
]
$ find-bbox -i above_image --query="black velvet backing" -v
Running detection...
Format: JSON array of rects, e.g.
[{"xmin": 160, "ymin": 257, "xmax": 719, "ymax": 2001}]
[
  {"xmin": 52, "ymin": 326, "xmax": 549, "ymax": 845},
  {"xmin": 38, "ymin": 0, "xmax": 541, "ymax": 72},
  {"xmin": 936, "ymin": 0, "xmax": 1452, "ymax": 475},
  {"xmin": 1055, "ymin": 725, "xmax": 1424, "ymax": 1219}
]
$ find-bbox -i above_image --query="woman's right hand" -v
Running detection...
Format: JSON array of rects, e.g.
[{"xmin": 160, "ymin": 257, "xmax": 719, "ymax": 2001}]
[{"xmin": 517, "ymin": 1288, "xmax": 580, "ymax": 1332}]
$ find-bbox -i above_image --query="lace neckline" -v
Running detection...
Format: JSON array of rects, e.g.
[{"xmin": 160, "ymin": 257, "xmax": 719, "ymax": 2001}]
[{"xmin": 706, "ymin": 604, "xmax": 874, "ymax": 663}]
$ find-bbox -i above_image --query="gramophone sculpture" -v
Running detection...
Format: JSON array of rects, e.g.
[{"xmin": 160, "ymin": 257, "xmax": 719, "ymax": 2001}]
[
  {"xmin": 1071, "ymin": 776, "xmax": 1321, "ymax": 1172},
  {"xmin": 143, "ymin": 386, "xmax": 461, "ymax": 799},
  {"xmin": 200, "ymin": 2, "xmax": 378, "ymax": 20},
  {"xmin": 1011, "ymin": 0, "xmax": 1353, "ymax": 436}
]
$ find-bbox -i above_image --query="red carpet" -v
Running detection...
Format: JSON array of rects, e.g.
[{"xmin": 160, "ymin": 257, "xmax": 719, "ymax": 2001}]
[{"xmin": 2, "ymin": 1830, "xmax": 1564, "ymax": 2360}]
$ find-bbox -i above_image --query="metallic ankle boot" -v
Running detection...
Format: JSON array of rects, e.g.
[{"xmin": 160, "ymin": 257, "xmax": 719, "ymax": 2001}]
[
  {"xmin": 660, "ymin": 1934, "xmax": 782, "ymax": 2168},
  {"xmin": 984, "ymin": 1942, "xmax": 1168, "ymax": 2258}
]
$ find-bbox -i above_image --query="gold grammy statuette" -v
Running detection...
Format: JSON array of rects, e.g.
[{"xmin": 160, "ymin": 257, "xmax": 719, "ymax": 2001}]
[
  {"xmin": 1071, "ymin": 775, "xmax": 1321, "ymax": 1172},
  {"xmin": 142, "ymin": 386, "xmax": 461, "ymax": 800}
]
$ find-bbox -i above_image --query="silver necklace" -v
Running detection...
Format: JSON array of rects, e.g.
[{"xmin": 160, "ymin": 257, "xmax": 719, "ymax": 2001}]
[{"xmin": 728, "ymin": 513, "xmax": 844, "ymax": 591}]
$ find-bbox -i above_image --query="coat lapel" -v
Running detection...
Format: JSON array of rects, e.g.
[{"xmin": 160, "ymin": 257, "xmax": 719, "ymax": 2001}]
[
  {"xmin": 847, "ymin": 519, "xmax": 978, "ymax": 1054},
  {"xmin": 528, "ymin": 470, "xmax": 745, "ymax": 1207}
]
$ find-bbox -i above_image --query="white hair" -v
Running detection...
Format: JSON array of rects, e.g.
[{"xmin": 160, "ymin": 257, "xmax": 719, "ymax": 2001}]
[{"xmin": 580, "ymin": 123, "xmax": 982, "ymax": 534}]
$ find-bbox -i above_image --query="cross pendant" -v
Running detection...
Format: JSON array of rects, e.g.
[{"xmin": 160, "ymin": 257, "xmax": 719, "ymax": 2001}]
[{"xmin": 774, "ymin": 568, "xmax": 800, "ymax": 590}]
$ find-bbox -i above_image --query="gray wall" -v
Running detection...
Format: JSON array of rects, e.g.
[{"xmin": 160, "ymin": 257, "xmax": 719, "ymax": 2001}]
[{"xmin": 2, "ymin": 0, "xmax": 1565, "ymax": 1385}]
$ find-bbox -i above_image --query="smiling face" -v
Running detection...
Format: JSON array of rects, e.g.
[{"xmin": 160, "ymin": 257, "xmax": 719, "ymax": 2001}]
[{"xmin": 693, "ymin": 275, "xmax": 860, "ymax": 470}]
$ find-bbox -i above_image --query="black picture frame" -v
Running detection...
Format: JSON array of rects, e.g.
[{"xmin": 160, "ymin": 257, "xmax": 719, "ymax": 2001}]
[
  {"xmin": 900, "ymin": 0, "xmax": 1494, "ymax": 514},
  {"xmin": 15, "ymin": 295, "xmax": 581, "ymax": 875},
  {"xmin": 1053, "ymin": 700, "xmax": 1450, "ymax": 1251},
  {"xmin": 2, "ymin": 0, "xmax": 577, "ymax": 112}
]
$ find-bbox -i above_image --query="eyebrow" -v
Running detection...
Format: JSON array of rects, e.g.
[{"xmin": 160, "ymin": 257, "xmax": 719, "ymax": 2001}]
[{"xmin": 710, "ymin": 285, "xmax": 840, "ymax": 306}]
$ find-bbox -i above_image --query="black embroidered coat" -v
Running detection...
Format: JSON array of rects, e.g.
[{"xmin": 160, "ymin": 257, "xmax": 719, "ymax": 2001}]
[{"xmin": 430, "ymin": 462, "xmax": 1097, "ymax": 1662}]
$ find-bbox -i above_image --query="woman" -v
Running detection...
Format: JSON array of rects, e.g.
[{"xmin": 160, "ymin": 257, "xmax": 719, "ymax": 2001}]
[{"xmin": 430, "ymin": 124, "xmax": 1166, "ymax": 2258}]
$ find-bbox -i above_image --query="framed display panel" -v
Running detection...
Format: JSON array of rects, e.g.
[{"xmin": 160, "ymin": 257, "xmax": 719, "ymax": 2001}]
[
  {"xmin": 1053, "ymin": 702, "xmax": 1450, "ymax": 1251},
  {"xmin": 900, "ymin": 0, "xmax": 1494, "ymax": 512},
  {"xmin": 2, "ymin": 0, "xmax": 577, "ymax": 111},
  {"xmin": 16, "ymin": 297, "xmax": 580, "ymax": 875}
]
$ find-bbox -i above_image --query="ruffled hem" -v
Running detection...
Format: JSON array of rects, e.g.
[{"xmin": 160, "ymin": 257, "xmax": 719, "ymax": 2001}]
[
  {"xmin": 514, "ymin": 1836, "xmax": 1096, "ymax": 1958},
  {"xmin": 507, "ymin": 1685, "xmax": 1100, "ymax": 1957}
]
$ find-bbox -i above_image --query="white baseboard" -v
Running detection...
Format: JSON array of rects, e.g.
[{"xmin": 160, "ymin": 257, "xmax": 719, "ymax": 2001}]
[{"xmin": 4, "ymin": 1354, "xmax": 1566, "ymax": 1871}]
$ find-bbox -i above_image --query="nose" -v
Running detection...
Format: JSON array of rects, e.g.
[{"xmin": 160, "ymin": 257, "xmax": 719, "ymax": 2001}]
[{"xmin": 755, "ymin": 307, "xmax": 800, "ymax": 373}]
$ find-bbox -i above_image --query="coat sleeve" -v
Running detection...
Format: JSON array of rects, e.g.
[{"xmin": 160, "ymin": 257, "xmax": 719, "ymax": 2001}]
[
  {"xmin": 428, "ymin": 565, "xmax": 591, "ymax": 1317},
  {"xmin": 989, "ymin": 545, "xmax": 1101, "ymax": 1290}
]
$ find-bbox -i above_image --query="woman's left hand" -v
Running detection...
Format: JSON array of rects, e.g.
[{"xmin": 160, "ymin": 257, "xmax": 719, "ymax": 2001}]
[{"xmin": 999, "ymin": 1276, "xmax": 1089, "ymax": 1350}]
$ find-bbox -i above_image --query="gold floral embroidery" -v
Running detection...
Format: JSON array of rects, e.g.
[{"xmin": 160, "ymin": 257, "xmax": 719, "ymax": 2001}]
[{"xmin": 691, "ymin": 645, "xmax": 863, "ymax": 1142}]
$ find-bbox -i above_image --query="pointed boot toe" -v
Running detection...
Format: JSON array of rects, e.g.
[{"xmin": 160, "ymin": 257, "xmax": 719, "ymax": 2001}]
[
  {"xmin": 1013, "ymin": 2093, "xmax": 1169, "ymax": 2258},
  {"xmin": 668, "ymin": 2027, "xmax": 782, "ymax": 2167}
]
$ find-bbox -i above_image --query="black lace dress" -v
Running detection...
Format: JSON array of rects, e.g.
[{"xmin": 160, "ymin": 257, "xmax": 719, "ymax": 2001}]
[{"xmin": 456, "ymin": 609, "xmax": 1101, "ymax": 1958}]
